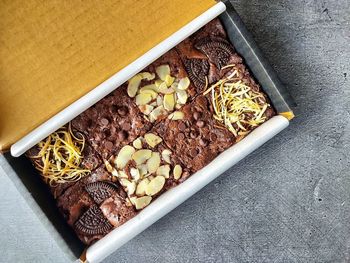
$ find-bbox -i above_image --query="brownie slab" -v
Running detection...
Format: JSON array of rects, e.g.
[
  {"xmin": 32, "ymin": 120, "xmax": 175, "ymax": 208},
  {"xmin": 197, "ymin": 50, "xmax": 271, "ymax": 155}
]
[
  {"xmin": 106, "ymin": 131, "xmax": 190, "ymax": 210},
  {"xmin": 57, "ymin": 166, "xmax": 136, "ymax": 245},
  {"xmin": 71, "ymin": 86, "xmax": 152, "ymax": 159},
  {"xmin": 154, "ymin": 95, "xmax": 235, "ymax": 173}
]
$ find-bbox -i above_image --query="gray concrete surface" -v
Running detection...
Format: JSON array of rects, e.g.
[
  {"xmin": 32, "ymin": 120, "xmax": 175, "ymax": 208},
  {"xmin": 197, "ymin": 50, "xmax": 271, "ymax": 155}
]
[{"xmin": 0, "ymin": 0, "xmax": 349, "ymax": 262}]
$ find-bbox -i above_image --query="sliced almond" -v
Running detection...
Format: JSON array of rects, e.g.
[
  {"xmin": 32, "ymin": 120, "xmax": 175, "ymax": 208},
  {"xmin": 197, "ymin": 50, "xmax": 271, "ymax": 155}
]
[
  {"xmin": 173, "ymin": 165, "xmax": 183, "ymax": 180},
  {"xmin": 127, "ymin": 75, "xmax": 142, "ymax": 98},
  {"xmin": 115, "ymin": 145, "xmax": 135, "ymax": 169},
  {"xmin": 156, "ymin": 165, "xmax": 170, "ymax": 179},
  {"xmin": 159, "ymin": 82, "xmax": 175, "ymax": 94},
  {"xmin": 140, "ymin": 84, "xmax": 159, "ymax": 93},
  {"xmin": 156, "ymin": 65, "xmax": 170, "ymax": 81},
  {"xmin": 168, "ymin": 111, "xmax": 184, "ymax": 120},
  {"xmin": 176, "ymin": 90, "xmax": 188, "ymax": 104},
  {"xmin": 175, "ymin": 103, "xmax": 182, "ymax": 109},
  {"xmin": 165, "ymin": 74, "xmax": 175, "ymax": 87},
  {"xmin": 163, "ymin": 93, "xmax": 175, "ymax": 111},
  {"xmin": 132, "ymin": 149, "xmax": 152, "ymax": 165},
  {"xmin": 145, "ymin": 176, "xmax": 165, "ymax": 196},
  {"xmin": 130, "ymin": 168, "xmax": 140, "ymax": 181},
  {"xmin": 156, "ymin": 95, "xmax": 163, "ymax": 106},
  {"xmin": 161, "ymin": 149, "xmax": 172, "ymax": 164},
  {"xmin": 132, "ymin": 138, "xmax": 143, "ymax": 149},
  {"xmin": 136, "ymin": 93, "xmax": 152, "ymax": 106},
  {"xmin": 137, "ymin": 164, "xmax": 148, "ymax": 177},
  {"xmin": 120, "ymin": 179, "xmax": 136, "ymax": 195},
  {"xmin": 146, "ymin": 152, "xmax": 161, "ymax": 173},
  {"xmin": 149, "ymin": 105, "xmax": 166, "ymax": 122},
  {"xmin": 104, "ymin": 160, "xmax": 114, "ymax": 173},
  {"xmin": 136, "ymin": 178, "xmax": 150, "ymax": 196},
  {"xmin": 155, "ymin": 79, "xmax": 164, "ymax": 88},
  {"xmin": 178, "ymin": 77, "xmax": 190, "ymax": 90},
  {"xmin": 144, "ymin": 133, "xmax": 163, "ymax": 148},
  {"xmin": 139, "ymin": 72, "xmax": 155, "ymax": 80},
  {"xmin": 118, "ymin": 170, "xmax": 128, "ymax": 178},
  {"xmin": 132, "ymin": 196, "xmax": 152, "ymax": 210},
  {"xmin": 139, "ymin": 89, "xmax": 158, "ymax": 99}
]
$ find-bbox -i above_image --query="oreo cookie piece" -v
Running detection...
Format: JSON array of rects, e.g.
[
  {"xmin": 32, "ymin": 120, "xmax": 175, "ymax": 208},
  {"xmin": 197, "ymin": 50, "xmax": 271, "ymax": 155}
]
[
  {"xmin": 85, "ymin": 181, "xmax": 118, "ymax": 205},
  {"xmin": 75, "ymin": 205, "xmax": 113, "ymax": 236},
  {"xmin": 195, "ymin": 39, "xmax": 235, "ymax": 69},
  {"xmin": 184, "ymin": 58, "xmax": 210, "ymax": 91}
]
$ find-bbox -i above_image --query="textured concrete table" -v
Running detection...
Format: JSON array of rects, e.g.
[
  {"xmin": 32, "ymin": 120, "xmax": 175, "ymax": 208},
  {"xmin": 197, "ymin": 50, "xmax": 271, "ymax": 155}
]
[{"xmin": 0, "ymin": 0, "xmax": 349, "ymax": 262}]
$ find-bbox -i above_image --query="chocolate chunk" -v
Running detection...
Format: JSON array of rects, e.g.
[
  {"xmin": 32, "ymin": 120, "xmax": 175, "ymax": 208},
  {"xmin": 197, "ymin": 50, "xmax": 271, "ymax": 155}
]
[
  {"xmin": 190, "ymin": 130, "xmax": 199, "ymax": 139},
  {"xmin": 111, "ymin": 105, "xmax": 118, "ymax": 113},
  {"xmin": 74, "ymin": 205, "xmax": 113, "ymax": 236},
  {"xmin": 184, "ymin": 59, "xmax": 209, "ymax": 90},
  {"xmin": 122, "ymin": 122, "xmax": 131, "ymax": 131},
  {"xmin": 100, "ymin": 118, "xmax": 109, "ymax": 126},
  {"xmin": 210, "ymin": 133, "xmax": 217, "ymax": 141},
  {"xmin": 190, "ymin": 148, "xmax": 198, "ymax": 157},
  {"xmin": 193, "ymin": 111, "xmax": 201, "ymax": 121},
  {"xmin": 178, "ymin": 133, "xmax": 185, "ymax": 140},
  {"xmin": 118, "ymin": 130, "xmax": 128, "ymax": 141},
  {"xmin": 195, "ymin": 39, "xmax": 235, "ymax": 69},
  {"xmin": 199, "ymin": 138, "xmax": 208, "ymax": 147},
  {"xmin": 196, "ymin": 120, "xmax": 205, "ymax": 128},
  {"xmin": 117, "ymin": 107, "xmax": 128, "ymax": 116},
  {"xmin": 105, "ymin": 141, "xmax": 114, "ymax": 150},
  {"xmin": 178, "ymin": 122, "xmax": 186, "ymax": 131},
  {"xmin": 85, "ymin": 181, "xmax": 117, "ymax": 204}
]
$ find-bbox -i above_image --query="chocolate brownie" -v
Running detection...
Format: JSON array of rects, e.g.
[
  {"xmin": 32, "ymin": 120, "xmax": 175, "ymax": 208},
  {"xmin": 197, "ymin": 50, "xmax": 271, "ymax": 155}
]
[
  {"xmin": 71, "ymin": 86, "xmax": 152, "ymax": 159},
  {"xmin": 57, "ymin": 166, "xmax": 136, "ymax": 245},
  {"xmin": 125, "ymin": 49, "xmax": 197, "ymax": 123},
  {"xmin": 154, "ymin": 95, "xmax": 235, "ymax": 172},
  {"xmin": 106, "ymin": 131, "xmax": 190, "ymax": 210},
  {"xmin": 26, "ymin": 128, "xmax": 102, "ymax": 199},
  {"xmin": 176, "ymin": 18, "xmax": 243, "ymax": 92}
]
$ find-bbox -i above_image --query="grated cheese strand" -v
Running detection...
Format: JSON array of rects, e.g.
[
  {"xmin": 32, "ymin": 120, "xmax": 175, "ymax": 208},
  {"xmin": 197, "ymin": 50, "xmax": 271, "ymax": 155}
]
[
  {"xmin": 203, "ymin": 67, "xmax": 270, "ymax": 138},
  {"xmin": 29, "ymin": 123, "xmax": 90, "ymax": 186}
]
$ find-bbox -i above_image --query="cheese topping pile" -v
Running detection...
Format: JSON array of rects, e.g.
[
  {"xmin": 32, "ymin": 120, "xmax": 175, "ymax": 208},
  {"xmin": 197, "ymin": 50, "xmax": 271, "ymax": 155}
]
[
  {"xmin": 29, "ymin": 124, "xmax": 90, "ymax": 186},
  {"xmin": 203, "ymin": 65, "xmax": 269, "ymax": 138}
]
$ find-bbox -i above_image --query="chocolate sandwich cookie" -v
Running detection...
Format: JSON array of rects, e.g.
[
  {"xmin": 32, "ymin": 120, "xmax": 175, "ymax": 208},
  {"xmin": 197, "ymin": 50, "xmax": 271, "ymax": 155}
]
[
  {"xmin": 154, "ymin": 95, "xmax": 235, "ymax": 172},
  {"xmin": 176, "ymin": 18, "xmax": 243, "ymax": 92},
  {"xmin": 71, "ymin": 86, "xmax": 152, "ymax": 160}
]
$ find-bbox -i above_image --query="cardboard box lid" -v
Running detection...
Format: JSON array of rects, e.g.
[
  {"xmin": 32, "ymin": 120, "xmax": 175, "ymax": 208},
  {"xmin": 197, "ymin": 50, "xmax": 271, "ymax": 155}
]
[{"xmin": 0, "ymin": 0, "xmax": 216, "ymax": 152}]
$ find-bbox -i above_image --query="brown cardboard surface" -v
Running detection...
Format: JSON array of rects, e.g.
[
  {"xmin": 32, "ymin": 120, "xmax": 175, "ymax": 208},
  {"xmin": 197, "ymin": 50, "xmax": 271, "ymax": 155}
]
[{"xmin": 0, "ymin": 0, "xmax": 216, "ymax": 152}]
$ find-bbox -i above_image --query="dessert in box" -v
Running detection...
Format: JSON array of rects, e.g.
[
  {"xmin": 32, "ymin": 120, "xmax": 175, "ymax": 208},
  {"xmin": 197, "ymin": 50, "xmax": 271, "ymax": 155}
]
[{"xmin": 27, "ymin": 19, "xmax": 275, "ymax": 246}]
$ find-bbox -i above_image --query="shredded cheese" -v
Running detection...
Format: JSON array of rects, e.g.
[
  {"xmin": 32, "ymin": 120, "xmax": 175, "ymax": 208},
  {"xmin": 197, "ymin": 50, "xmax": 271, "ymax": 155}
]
[
  {"xmin": 203, "ymin": 66, "xmax": 270, "ymax": 138},
  {"xmin": 29, "ymin": 124, "xmax": 90, "ymax": 186}
]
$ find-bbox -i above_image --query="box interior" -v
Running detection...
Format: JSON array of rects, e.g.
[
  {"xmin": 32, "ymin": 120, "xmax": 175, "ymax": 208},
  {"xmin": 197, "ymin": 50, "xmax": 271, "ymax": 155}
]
[{"xmin": 2, "ymin": 1, "xmax": 295, "ymax": 261}]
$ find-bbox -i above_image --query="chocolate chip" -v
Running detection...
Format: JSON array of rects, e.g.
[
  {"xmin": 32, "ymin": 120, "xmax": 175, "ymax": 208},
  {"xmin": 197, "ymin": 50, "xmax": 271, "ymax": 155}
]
[
  {"xmin": 190, "ymin": 130, "xmax": 199, "ymax": 139},
  {"xmin": 190, "ymin": 148, "xmax": 198, "ymax": 157},
  {"xmin": 104, "ymin": 129, "xmax": 111, "ymax": 138},
  {"xmin": 111, "ymin": 105, "xmax": 118, "ymax": 113},
  {"xmin": 105, "ymin": 141, "xmax": 114, "ymax": 150},
  {"xmin": 100, "ymin": 118, "xmax": 109, "ymax": 126},
  {"xmin": 122, "ymin": 122, "xmax": 131, "ymax": 131},
  {"xmin": 210, "ymin": 134, "xmax": 217, "ymax": 141},
  {"xmin": 178, "ymin": 133, "xmax": 185, "ymax": 140},
  {"xmin": 118, "ymin": 130, "xmax": 128, "ymax": 141},
  {"xmin": 199, "ymin": 138, "xmax": 208, "ymax": 147},
  {"xmin": 118, "ymin": 107, "xmax": 128, "ymax": 116},
  {"xmin": 74, "ymin": 205, "xmax": 113, "ymax": 235},
  {"xmin": 193, "ymin": 111, "xmax": 201, "ymax": 121},
  {"xmin": 196, "ymin": 120, "xmax": 205, "ymax": 128},
  {"xmin": 178, "ymin": 122, "xmax": 186, "ymax": 131}
]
